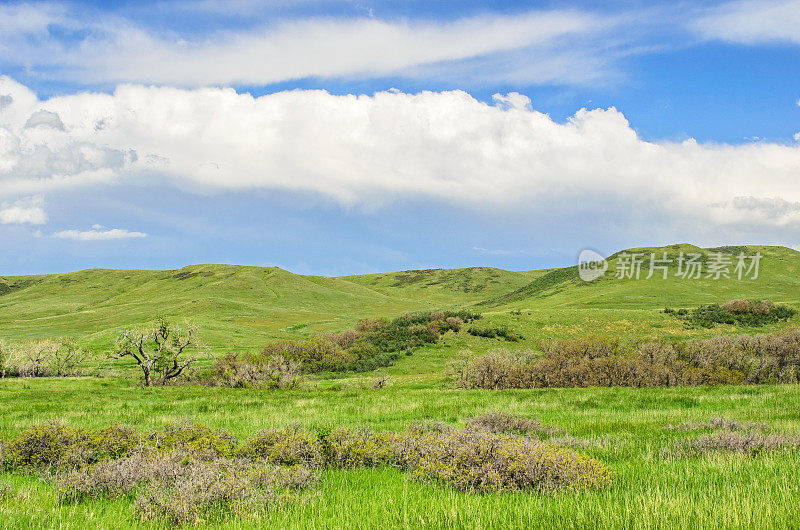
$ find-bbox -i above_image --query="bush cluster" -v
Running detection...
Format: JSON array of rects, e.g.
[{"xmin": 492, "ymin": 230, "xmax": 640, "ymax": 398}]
[
  {"xmin": 673, "ymin": 431, "xmax": 800, "ymax": 457},
  {"xmin": 0, "ymin": 339, "xmax": 88, "ymax": 378},
  {"xmin": 2, "ymin": 422, "xmax": 140, "ymax": 471},
  {"xmin": 208, "ymin": 310, "xmax": 482, "ymax": 378},
  {"xmin": 56, "ymin": 451, "xmax": 317, "ymax": 525},
  {"xmin": 202, "ymin": 352, "xmax": 301, "ymax": 389},
  {"xmin": 467, "ymin": 325, "xmax": 522, "ymax": 342},
  {"xmin": 665, "ymin": 300, "xmax": 796, "ymax": 328},
  {"xmin": 452, "ymin": 328, "xmax": 800, "ymax": 389},
  {"xmin": 1, "ymin": 416, "xmax": 610, "ymax": 525},
  {"xmin": 403, "ymin": 428, "xmax": 611, "ymax": 493}
]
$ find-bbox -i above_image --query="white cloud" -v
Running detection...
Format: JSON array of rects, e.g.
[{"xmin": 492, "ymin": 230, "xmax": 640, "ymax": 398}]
[
  {"xmin": 0, "ymin": 5, "xmax": 626, "ymax": 87},
  {"xmin": 0, "ymin": 196, "xmax": 47, "ymax": 225},
  {"xmin": 1, "ymin": 76, "xmax": 800, "ymax": 235},
  {"xmin": 693, "ymin": 0, "xmax": 800, "ymax": 44},
  {"xmin": 53, "ymin": 225, "xmax": 147, "ymax": 240}
]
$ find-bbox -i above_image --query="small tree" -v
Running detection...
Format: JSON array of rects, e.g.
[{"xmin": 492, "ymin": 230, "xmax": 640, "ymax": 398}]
[
  {"xmin": 53, "ymin": 338, "xmax": 88, "ymax": 377},
  {"xmin": 22, "ymin": 340, "xmax": 57, "ymax": 377},
  {"xmin": 109, "ymin": 320, "xmax": 199, "ymax": 386}
]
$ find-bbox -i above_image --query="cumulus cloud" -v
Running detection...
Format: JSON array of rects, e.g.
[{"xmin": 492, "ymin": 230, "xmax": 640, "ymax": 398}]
[
  {"xmin": 1, "ymin": 76, "xmax": 799, "ymax": 235},
  {"xmin": 0, "ymin": 196, "xmax": 47, "ymax": 225},
  {"xmin": 53, "ymin": 224, "xmax": 147, "ymax": 240},
  {"xmin": 0, "ymin": 78, "xmax": 130, "ymax": 194},
  {"xmin": 693, "ymin": 0, "xmax": 800, "ymax": 44}
]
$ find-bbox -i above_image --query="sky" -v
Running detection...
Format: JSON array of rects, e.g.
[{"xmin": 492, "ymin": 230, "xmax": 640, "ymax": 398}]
[{"xmin": 0, "ymin": 0, "xmax": 799, "ymax": 276}]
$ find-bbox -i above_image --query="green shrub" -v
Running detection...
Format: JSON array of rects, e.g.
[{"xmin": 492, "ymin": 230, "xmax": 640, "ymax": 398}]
[
  {"xmin": 666, "ymin": 300, "xmax": 797, "ymax": 328},
  {"xmin": 3, "ymin": 423, "xmax": 130, "ymax": 471},
  {"xmin": 401, "ymin": 428, "xmax": 611, "ymax": 493},
  {"xmin": 467, "ymin": 325, "xmax": 522, "ymax": 342},
  {"xmin": 323, "ymin": 427, "xmax": 399, "ymax": 468},
  {"xmin": 238, "ymin": 427, "xmax": 324, "ymax": 467},
  {"xmin": 7, "ymin": 419, "xmax": 612, "ymax": 525},
  {"xmin": 149, "ymin": 422, "xmax": 236, "ymax": 458}
]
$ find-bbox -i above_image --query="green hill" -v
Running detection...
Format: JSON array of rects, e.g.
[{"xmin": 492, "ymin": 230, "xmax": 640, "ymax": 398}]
[
  {"xmin": 483, "ymin": 244, "xmax": 800, "ymax": 310},
  {"xmin": 0, "ymin": 264, "xmax": 529, "ymax": 350},
  {"xmin": 1, "ymin": 244, "xmax": 798, "ymax": 353}
]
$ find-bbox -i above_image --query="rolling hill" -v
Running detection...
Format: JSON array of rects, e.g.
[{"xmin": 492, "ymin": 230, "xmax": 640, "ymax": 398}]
[{"xmin": 1, "ymin": 244, "xmax": 798, "ymax": 351}]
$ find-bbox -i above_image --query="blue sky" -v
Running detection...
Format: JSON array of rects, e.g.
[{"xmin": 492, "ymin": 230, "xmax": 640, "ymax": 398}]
[{"xmin": 0, "ymin": 0, "xmax": 799, "ymax": 275}]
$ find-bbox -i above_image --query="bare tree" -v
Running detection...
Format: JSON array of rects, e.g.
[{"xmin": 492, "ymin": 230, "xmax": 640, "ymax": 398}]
[
  {"xmin": 53, "ymin": 339, "xmax": 88, "ymax": 376},
  {"xmin": 22, "ymin": 340, "xmax": 57, "ymax": 377},
  {"xmin": 109, "ymin": 320, "xmax": 200, "ymax": 386}
]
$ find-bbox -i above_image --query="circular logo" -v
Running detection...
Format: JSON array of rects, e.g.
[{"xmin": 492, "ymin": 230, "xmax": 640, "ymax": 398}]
[{"xmin": 577, "ymin": 249, "xmax": 607, "ymax": 282}]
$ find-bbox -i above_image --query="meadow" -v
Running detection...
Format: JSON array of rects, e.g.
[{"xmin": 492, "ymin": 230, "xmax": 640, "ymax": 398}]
[{"xmin": 1, "ymin": 244, "xmax": 799, "ymax": 528}]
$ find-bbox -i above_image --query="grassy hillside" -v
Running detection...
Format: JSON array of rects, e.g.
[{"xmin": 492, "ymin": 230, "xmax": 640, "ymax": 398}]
[
  {"xmin": 1, "ymin": 244, "xmax": 798, "ymax": 358},
  {"xmin": 483, "ymin": 244, "xmax": 800, "ymax": 310},
  {"xmin": 0, "ymin": 264, "xmax": 530, "ymax": 351}
]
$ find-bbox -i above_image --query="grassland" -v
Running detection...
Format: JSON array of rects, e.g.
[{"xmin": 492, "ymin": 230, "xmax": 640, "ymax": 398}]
[
  {"xmin": 1, "ymin": 379, "xmax": 798, "ymax": 529},
  {"xmin": 1, "ymin": 243, "xmax": 799, "ymax": 528}
]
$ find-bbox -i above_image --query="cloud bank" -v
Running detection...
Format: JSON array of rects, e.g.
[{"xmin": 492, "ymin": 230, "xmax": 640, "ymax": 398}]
[{"xmin": 0, "ymin": 76, "xmax": 799, "ymax": 233}]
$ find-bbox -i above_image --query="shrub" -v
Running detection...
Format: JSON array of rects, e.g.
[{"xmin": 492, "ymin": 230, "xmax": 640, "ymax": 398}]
[
  {"xmin": 149, "ymin": 422, "xmax": 236, "ymax": 458},
  {"xmin": 467, "ymin": 325, "xmax": 522, "ymax": 342},
  {"xmin": 2, "ymin": 422, "xmax": 143, "ymax": 472},
  {"xmin": 323, "ymin": 427, "xmax": 399, "ymax": 468},
  {"xmin": 56, "ymin": 450, "xmax": 171, "ymax": 502},
  {"xmin": 449, "ymin": 350, "xmax": 538, "ymax": 389},
  {"xmin": 1, "ymin": 419, "xmax": 613, "ymax": 526},
  {"xmin": 238, "ymin": 426, "xmax": 324, "ymax": 467},
  {"xmin": 674, "ymin": 431, "xmax": 800, "ymax": 457},
  {"xmin": 207, "ymin": 352, "xmax": 300, "ymax": 389},
  {"xmin": 445, "ymin": 317, "xmax": 464, "ymax": 331},
  {"xmin": 355, "ymin": 318, "xmax": 388, "ymax": 333},
  {"xmin": 3, "ymin": 422, "xmax": 88, "ymax": 471},
  {"xmin": 260, "ymin": 338, "xmax": 355, "ymax": 374},
  {"xmin": 466, "ymin": 411, "xmax": 564, "ymax": 437},
  {"xmin": 134, "ymin": 458, "xmax": 316, "ymax": 525},
  {"xmin": 401, "ymin": 428, "xmax": 611, "ymax": 493},
  {"xmin": 453, "ymin": 328, "xmax": 800, "ymax": 389},
  {"xmin": 667, "ymin": 300, "xmax": 797, "ymax": 328}
]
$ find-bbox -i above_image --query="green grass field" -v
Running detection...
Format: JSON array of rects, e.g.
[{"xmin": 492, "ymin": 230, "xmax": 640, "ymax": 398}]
[{"xmin": 1, "ymin": 244, "xmax": 799, "ymax": 528}]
